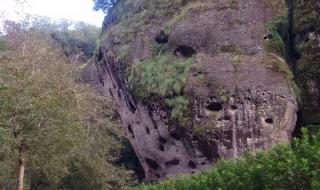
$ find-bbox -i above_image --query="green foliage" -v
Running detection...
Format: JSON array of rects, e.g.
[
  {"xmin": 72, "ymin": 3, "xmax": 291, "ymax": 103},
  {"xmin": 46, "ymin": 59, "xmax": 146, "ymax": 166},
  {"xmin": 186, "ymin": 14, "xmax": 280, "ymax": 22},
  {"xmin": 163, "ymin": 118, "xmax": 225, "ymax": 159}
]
[
  {"xmin": 129, "ymin": 55, "xmax": 194, "ymax": 98},
  {"xmin": 129, "ymin": 55, "xmax": 193, "ymax": 120},
  {"xmin": 0, "ymin": 20, "xmax": 132, "ymax": 190},
  {"xmin": 50, "ymin": 21, "xmax": 101, "ymax": 58},
  {"xmin": 292, "ymin": 0, "xmax": 320, "ymax": 126},
  {"xmin": 165, "ymin": 96, "xmax": 189, "ymax": 121},
  {"xmin": 293, "ymin": 0, "xmax": 320, "ymax": 34},
  {"xmin": 126, "ymin": 129, "xmax": 320, "ymax": 190},
  {"xmin": 93, "ymin": 0, "xmax": 119, "ymax": 13},
  {"xmin": 116, "ymin": 44, "xmax": 130, "ymax": 62},
  {"xmin": 151, "ymin": 43, "xmax": 167, "ymax": 57},
  {"xmin": 265, "ymin": 16, "xmax": 289, "ymax": 58},
  {"xmin": 0, "ymin": 40, "xmax": 6, "ymax": 51}
]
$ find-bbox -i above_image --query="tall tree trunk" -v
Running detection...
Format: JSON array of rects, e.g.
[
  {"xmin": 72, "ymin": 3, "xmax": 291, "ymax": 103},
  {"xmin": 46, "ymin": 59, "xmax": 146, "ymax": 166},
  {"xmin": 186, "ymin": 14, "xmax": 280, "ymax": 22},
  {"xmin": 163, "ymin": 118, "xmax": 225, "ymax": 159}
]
[{"xmin": 17, "ymin": 144, "xmax": 27, "ymax": 190}]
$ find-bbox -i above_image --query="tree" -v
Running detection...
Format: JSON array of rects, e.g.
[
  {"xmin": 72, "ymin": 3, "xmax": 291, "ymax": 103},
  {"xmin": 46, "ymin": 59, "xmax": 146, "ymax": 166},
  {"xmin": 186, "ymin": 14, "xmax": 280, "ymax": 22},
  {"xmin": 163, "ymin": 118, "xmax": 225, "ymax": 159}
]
[
  {"xmin": 93, "ymin": 0, "xmax": 119, "ymax": 13},
  {"xmin": 0, "ymin": 20, "xmax": 132, "ymax": 190}
]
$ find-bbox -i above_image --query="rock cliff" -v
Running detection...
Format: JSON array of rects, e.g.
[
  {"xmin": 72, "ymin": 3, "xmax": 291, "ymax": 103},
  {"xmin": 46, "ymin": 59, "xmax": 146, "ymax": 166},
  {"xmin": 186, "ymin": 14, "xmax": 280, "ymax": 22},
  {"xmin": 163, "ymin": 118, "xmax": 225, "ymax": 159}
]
[{"xmin": 95, "ymin": 0, "xmax": 298, "ymax": 181}]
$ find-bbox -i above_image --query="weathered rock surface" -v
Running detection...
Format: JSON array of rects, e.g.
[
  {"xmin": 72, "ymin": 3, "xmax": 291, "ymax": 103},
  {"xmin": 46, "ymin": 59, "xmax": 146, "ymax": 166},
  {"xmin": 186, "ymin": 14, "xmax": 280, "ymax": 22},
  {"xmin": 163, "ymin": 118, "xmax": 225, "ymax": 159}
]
[{"xmin": 96, "ymin": 0, "xmax": 298, "ymax": 181}]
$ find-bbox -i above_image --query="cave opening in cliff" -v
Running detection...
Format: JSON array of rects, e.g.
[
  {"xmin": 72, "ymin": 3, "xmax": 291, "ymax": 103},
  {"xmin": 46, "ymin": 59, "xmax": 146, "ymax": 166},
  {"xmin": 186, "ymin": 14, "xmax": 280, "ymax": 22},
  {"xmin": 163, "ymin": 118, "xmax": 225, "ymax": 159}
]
[
  {"xmin": 265, "ymin": 118, "xmax": 274, "ymax": 124},
  {"xmin": 128, "ymin": 124, "xmax": 135, "ymax": 138},
  {"xmin": 165, "ymin": 158, "xmax": 180, "ymax": 166},
  {"xmin": 159, "ymin": 136, "xmax": 167, "ymax": 144},
  {"xmin": 145, "ymin": 126, "xmax": 150, "ymax": 135},
  {"xmin": 145, "ymin": 158, "xmax": 160, "ymax": 170},
  {"xmin": 231, "ymin": 105, "xmax": 238, "ymax": 110},
  {"xmin": 206, "ymin": 102, "xmax": 223, "ymax": 112},
  {"xmin": 97, "ymin": 48, "xmax": 103, "ymax": 62},
  {"xmin": 188, "ymin": 160, "xmax": 197, "ymax": 169},
  {"xmin": 159, "ymin": 144, "xmax": 165, "ymax": 151},
  {"xmin": 174, "ymin": 45, "xmax": 196, "ymax": 58}
]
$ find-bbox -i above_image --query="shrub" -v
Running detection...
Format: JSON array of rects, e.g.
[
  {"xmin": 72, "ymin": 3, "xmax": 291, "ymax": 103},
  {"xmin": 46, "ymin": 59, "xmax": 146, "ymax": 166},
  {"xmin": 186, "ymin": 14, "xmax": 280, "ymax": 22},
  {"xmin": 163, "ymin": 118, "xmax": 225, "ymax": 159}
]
[
  {"xmin": 265, "ymin": 16, "xmax": 289, "ymax": 58},
  {"xmin": 128, "ymin": 55, "xmax": 194, "ymax": 120}
]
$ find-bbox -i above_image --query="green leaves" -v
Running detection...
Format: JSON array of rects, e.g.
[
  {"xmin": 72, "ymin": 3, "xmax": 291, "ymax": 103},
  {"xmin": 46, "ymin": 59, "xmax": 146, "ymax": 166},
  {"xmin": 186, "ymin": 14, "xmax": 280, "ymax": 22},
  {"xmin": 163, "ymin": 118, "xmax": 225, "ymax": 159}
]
[
  {"xmin": 93, "ymin": 0, "xmax": 119, "ymax": 13},
  {"xmin": 265, "ymin": 15, "xmax": 289, "ymax": 58},
  {"xmin": 0, "ymin": 21, "xmax": 133, "ymax": 189},
  {"xmin": 129, "ymin": 54, "xmax": 194, "ymax": 120},
  {"xmin": 129, "ymin": 55, "xmax": 193, "ymax": 98}
]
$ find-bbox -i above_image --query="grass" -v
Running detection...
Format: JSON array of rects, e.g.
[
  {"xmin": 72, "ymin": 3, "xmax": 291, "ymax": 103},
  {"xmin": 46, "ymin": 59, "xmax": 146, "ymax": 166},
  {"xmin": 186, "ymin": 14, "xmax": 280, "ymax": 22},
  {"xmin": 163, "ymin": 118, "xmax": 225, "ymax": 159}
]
[{"xmin": 128, "ymin": 55, "xmax": 194, "ymax": 121}]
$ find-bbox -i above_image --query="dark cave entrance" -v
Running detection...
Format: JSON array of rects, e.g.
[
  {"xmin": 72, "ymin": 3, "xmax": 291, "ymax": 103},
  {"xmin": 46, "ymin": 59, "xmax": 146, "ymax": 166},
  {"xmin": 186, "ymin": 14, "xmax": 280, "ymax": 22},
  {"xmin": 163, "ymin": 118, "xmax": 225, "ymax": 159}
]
[
  {"xmin": 206, "ymin": 102, "xmax": 223, "ymax": 112},
  {"xmin": 174, "ymin": 45, "xmax": 196, "ymax": 58}
]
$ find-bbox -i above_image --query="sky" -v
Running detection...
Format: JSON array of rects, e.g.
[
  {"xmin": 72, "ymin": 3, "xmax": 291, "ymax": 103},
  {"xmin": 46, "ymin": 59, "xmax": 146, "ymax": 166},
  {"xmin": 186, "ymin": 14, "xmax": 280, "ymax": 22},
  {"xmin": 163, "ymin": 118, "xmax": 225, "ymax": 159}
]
[{"xmin": 0, "ymin": 0, "xmax": 105, "ymax": 26}]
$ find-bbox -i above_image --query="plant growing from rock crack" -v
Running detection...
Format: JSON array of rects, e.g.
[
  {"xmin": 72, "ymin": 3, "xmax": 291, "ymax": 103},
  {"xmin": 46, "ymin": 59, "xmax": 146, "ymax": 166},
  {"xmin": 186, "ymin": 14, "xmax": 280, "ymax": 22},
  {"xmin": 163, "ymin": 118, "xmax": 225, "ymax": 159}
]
[
  {"xmin": 128, "ymin": 54, "xmax": 194, "ymax": 121},
  {"xmin": 265, "ymin": 15, "xmax": 289, "ymax": 58}
]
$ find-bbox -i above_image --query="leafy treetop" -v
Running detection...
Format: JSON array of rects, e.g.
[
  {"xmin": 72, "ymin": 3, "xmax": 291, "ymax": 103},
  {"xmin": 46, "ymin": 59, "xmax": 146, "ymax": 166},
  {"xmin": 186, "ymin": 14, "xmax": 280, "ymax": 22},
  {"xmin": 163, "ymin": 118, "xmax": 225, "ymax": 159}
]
[{"xmin": 93, "ymin": 0, "xmax": 119, "ymax": 13}]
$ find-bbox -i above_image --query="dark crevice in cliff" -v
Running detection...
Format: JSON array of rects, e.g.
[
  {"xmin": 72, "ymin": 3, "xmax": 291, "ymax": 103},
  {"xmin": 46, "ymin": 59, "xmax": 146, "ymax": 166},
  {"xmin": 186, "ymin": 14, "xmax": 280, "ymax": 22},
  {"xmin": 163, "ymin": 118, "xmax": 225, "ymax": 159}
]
[
  {"xmin": 165, "ymin": 158, "xmax": 180, "ymax": 166},
  {"xmin": 145, "ymin": 158, "xmax": 160, "ymax": 170},
  {"xmin": 206, "ymin": 102, "xmax": 223, "ymax": 112},
  {"xmin": 287, "ymin": 0, "xmax": 300, "ymax": 75},
  {"xmin": 287, "ymin": 0, "xmax": 303, "ymax": 136},
  {"xmin": 174, "ymin": 45, "xmax": 196, "ymax": 58}
]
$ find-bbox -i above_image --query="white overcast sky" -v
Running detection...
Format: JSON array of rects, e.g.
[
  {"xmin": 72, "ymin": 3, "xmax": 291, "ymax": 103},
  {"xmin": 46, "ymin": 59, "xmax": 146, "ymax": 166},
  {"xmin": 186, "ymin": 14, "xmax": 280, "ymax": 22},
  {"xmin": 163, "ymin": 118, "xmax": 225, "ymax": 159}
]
[{"xmin": 0, "ymin": 0, "xmax": 105, "ymax": 26}]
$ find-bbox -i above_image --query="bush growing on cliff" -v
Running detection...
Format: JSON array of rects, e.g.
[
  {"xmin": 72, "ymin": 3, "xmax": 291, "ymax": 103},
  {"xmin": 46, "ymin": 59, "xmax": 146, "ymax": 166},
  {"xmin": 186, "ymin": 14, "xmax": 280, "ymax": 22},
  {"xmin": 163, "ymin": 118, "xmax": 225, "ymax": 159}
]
[
  {"xmin": 265, "ymin": 16, "xmax": 289, "ymax": 58},
  {"xmin": 126, "ymin": 129, "xmax": 320, "ymax": 190},
  {"xmin": 128, "ymin": 55, "xmax": 193, "ymax": 120}
]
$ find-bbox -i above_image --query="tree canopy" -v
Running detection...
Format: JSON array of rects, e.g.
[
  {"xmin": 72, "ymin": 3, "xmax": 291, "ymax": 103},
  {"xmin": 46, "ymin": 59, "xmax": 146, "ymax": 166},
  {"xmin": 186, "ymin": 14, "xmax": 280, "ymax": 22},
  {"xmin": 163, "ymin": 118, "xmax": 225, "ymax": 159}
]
[
  {"xmin": 93, "ymin": 0, "xmax": 119, "ymax": 13},
  {"xmin": 0, "ymin": 19, "xmax": 133, "ymax": 190}
]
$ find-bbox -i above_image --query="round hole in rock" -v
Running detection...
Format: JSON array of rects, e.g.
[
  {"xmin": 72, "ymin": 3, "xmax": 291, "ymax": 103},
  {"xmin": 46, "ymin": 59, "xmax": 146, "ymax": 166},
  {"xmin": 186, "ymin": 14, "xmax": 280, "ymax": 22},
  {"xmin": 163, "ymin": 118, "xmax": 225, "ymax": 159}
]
[
  {"xmin": 188, "ymin": 160, "xmax": 197, "ymax": 169},
  {"xmin": 265, "ymin": 118, "xmax": 274, "ymax": 124},
  {"xmin": 159, "ymin": 144, "xmax": 165, "ymax": 151},
  {"xmin": 155, "ymin": 30, "xmax": 169, "ymax": 44},
  {"xmin": 159, "ymin": 136, "xmax": 167, "ymax": 144},
  {"xmin": 231, "ymin": 105, "xmax": 238, "ymax": 110},
  {"xmin": 145, "ymin": 158, "xmax": 160, "ymax": 170},
  {"xmin": 165, "ymin": 158, "xmax": 180, "ymax": 166},
  {"xmin": 174, "ymin": 45, "xmax": 196, "ymax": 58},
  {"xmin": 145, "ymin": 126, "xmax": 150, "ymax": 135},
  {"xmin": 206, "ymin": 102, "xmax": 223, "ymax": 112}
]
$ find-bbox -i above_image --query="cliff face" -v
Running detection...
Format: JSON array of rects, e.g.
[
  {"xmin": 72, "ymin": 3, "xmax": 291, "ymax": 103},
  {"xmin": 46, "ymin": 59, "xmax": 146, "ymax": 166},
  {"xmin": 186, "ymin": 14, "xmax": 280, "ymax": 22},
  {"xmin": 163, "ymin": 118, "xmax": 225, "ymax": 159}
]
[{"xmin": 96, "ymin": 0, "xmax": 298, "ymax": 181}]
